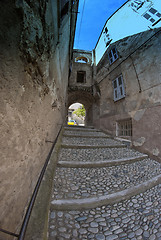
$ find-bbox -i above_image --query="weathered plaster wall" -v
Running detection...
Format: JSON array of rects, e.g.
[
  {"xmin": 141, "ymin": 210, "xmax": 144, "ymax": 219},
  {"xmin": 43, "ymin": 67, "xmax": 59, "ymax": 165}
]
[
  {"xmin": 0, "ymin": 0, "xmax": 75, "ymax": 238},
  {"xmin": 68, "ymin": 50, "xmax": 95, "ymax": 126},
  {"xmin": 69, "ymin": 50, "xmax": 93, "ymax": 88},
  {"xmin": 94, "ymin": 29, "xmax": 161, "ymax": 162}
]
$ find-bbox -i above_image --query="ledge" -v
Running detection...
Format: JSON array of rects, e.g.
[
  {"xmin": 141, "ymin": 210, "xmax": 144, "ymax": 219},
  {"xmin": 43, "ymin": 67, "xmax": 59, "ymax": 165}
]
[
  {"xmin": 51, "ymin": 174, "xmax": 161, "ymax": 211},
  {"xmin": 61, "ymin": 144, "xmax": 125, "ymax": 149},
  {"xmin": 57, "ymin": 154, "xmax": 148, "ymax": 168}
]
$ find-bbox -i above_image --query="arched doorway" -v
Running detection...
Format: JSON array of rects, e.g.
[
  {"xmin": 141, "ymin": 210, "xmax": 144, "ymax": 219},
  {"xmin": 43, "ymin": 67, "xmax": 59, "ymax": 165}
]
[
  {"xmin": 68, "ymin": 103, "xmax": 86, "ymax": 126},
  {"xmin": 68, "ymin": 90, "xmax": 94, "ymax": 126}
]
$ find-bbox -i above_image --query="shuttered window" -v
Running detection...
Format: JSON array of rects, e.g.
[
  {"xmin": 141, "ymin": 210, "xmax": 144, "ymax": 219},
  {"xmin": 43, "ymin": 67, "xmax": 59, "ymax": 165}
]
[{"xmin": 112, "ymin": 75, "xmax": 125, "ymax": 101}]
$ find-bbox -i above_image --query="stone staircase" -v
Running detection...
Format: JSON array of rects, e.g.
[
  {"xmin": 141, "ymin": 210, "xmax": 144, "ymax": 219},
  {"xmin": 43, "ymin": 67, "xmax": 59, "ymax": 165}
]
[{"xmin": 48, "ymin": 126, "xmax": 161, "ymax": 240}]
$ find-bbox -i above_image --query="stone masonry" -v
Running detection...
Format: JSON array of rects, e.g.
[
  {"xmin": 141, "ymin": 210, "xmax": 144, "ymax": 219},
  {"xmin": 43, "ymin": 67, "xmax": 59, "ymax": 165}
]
[{"xmin": 48, "ymin": 126, "xmax": 161, "ymax": 240}]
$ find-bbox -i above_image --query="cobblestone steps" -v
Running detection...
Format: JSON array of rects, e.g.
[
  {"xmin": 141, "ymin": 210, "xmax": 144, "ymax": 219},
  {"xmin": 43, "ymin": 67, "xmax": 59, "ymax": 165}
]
[
  {"xmin": 49, "ymin": 185, "xmax": 161, "ymax": 240},
  {"xmin": 63, "ymin": 128, "xmax": 111, "ymax": 138},
  {"xmin": 62, "ymin": 137, "xmax": 125, "ymax": 148},
  {"xmin": 58, "ymin": 147, "xmax": 148, "ymax": 167},
  {"xmin": 48, "ymin": 126, "xmax": 161, "ymax": 240}
]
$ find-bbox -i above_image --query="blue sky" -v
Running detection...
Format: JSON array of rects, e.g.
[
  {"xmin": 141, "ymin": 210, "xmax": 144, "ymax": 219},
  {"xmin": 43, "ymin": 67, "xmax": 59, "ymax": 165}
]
[{"xmin": 74, "ymin": 0, "xmax": 128, "ymax": 51}]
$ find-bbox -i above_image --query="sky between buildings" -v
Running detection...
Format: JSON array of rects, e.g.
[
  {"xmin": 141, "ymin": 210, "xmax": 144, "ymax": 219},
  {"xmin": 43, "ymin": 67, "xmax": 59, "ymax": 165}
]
[
  {"xmin": 74, "ymin": 0, "xmax": 161, "ymax": 64},
  {"xmin": 74, "ymin": 0, "xmax": 128, "ymax": 51}
]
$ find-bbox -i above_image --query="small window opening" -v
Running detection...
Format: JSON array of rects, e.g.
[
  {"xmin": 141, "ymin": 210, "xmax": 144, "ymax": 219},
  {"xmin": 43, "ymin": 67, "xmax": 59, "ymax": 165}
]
[
  {"xmin": 77, "ymin": 71, "xmax": 86, "ymax": 83},
  {"xmin": 75, "ymin": 56, "xmax": 88, "ymax": 63},
  {"xmin": 149, "ymin": 8, "xmax": 157, "ymax": 14},
  {"xmin": 117, "ymin": 119, "xmax": 132, "ymax": 137},
  {"xmin": 142, "ymin": 7, "xmax": 161, "ymax": 26}
]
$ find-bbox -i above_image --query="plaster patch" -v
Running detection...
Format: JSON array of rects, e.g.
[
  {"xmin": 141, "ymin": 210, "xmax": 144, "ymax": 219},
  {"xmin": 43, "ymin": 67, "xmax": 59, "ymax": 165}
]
[
  {"xmin": 133, "ymin": 109, "xmax": 145, "ymax": 121},
  {"xmin": 153, "ymin": 148, "xmax": 160, "ymax": 156},
  {"xmin": 133, "ymin": 137, "xmax": 145, "ymax": 147}
]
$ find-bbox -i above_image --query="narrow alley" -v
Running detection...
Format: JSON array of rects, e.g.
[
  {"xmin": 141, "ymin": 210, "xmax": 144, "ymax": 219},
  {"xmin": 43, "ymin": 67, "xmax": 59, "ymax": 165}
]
[
  {"xmin": 1, "ymin": 1, "xmax": 161, "ymax": 239},
  {"xmin": 47, "ymin": 126, "xmax": 161, "ymax": 240}
]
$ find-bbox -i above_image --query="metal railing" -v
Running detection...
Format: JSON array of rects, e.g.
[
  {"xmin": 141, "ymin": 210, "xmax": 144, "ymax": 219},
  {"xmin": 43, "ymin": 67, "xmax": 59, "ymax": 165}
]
[{"xmin": 0, "ymin": 125, "xmax": 63, "ymax": 240}]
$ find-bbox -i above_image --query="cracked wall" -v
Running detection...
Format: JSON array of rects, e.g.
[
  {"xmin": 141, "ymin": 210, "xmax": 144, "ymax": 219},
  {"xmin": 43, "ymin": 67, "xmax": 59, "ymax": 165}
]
[
  {"xmin": 94, "ymin": 28, "xmax": 161, "ymax": 163},
  {"xmin": 0, "ymin": 0, "xmax": 76, "ymax": 238}
]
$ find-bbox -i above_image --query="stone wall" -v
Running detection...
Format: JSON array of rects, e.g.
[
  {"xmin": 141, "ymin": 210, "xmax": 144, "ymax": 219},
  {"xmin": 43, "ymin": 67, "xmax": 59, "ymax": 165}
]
[
  {"xmin": 0, "ymin": 0, "xmax": 77, "ymax": 238},
  {"xmin": 68, "ymin": 50, "xmax": 94, "ymax": 126},
  {"xmin": 94, "ymin": 28, "xmax": 161, "ymax": 162}
]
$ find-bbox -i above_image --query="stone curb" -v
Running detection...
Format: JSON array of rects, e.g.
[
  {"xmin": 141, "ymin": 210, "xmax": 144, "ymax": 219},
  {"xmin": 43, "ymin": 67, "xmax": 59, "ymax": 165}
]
[
  {"xmin": 62, "ymin": 134, "xmax": 111, "ymax": 138},
  {"xmin": 51, "ymin": 174, "xmax": 161, "ymax": 211},
  {"xmin": 64, "ymin": 127, "xmax": 99, "ymax": 132},
  {"xmin": 57, "ymin": 154, "xmax": 148, "ymax": 168},
  {"xmin": 61, "ymin": 144, "xmax": 125, "ymax": 149}
]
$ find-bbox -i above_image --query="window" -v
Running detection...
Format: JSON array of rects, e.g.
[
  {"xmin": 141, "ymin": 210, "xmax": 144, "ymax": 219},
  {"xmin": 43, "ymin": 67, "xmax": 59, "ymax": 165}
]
[
  {"xmin": 143, "ymin": 7, "xmax": 161, "ymax": 26},
  {"xmin": 130, "ymin": 0, "xmax": 144, "ymax": 11},
  {"xmin": 108, "ymin": 48, "xmax": 118, "ymax": 64},
  {"xmin": 77, "ymin": 71, "xmax": 86, "ymax": 83},
  {"xmin": 75, "ymin": 57, "xmax": 88, "ymax": 63},
  {"xmin": 112, "ymin": 75, "xmax": 125, "ymax": 101},
  {"xmin": 117, "ymin": 119, "xmax": 132, "ymax": 137}
]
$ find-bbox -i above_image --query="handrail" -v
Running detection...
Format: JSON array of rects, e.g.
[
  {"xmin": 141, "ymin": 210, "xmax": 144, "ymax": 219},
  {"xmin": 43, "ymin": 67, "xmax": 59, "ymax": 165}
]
[
  {"xmin": 18, "ymin": 124, "xmax": 63, "ymax": 240},
  {"xmin": 0, "ymin": 124, "xmax": 63, "ymax": 239}
]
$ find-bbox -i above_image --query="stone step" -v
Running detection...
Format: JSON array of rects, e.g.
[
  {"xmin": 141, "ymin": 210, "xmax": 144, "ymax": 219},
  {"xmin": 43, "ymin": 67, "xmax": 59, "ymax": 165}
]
[
  {"xmin": 62, "ymin": 137, "xmax": 125, "ymax": 148},
  {"xmin": 49, "ymin": 184, "xmax": 161, "ymax": 240},
  {"xmin": 64, "ymin": 126, "xmax": 99, "ymax": 132},
  {"xmin": 51, "ymin": 175, "xmax": 161, "ymax": 210},
  {"xmin": 63, "ymin": 130, "xmax": 110, "ymax": 138},
  {"xmin": 58, "ymin": 147, "xmax": 147, "ymax": 165},
  {"xmin": 51, "ymin": 159, "xmax": 161, "ymax": 206},
  {"xmin": 58, "ymin": 155, "xmax": 148, "ymax": 168},
  {"xmin": 48, "ymin": 127, "xmax": 161, "ymax": 240}
]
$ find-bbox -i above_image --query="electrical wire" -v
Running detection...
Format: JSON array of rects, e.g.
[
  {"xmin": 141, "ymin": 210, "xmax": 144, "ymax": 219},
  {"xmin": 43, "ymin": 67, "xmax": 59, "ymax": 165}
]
[{"xmin": 77, "ymin": 0, "xmax": 86, "ymax": 47}]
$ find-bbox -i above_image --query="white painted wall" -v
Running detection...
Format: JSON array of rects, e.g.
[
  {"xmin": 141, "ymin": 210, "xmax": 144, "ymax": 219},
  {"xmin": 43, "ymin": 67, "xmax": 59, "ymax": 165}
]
[{"xmin": 95, "ymin": 0, "xmax": 161, "ymax": 64}]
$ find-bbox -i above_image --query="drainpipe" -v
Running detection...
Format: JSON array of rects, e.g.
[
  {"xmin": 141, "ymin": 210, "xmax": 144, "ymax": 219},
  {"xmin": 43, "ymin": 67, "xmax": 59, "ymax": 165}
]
[{"xmin": 129, "ymin": 56, "xmax": 142, "ymax": 93}]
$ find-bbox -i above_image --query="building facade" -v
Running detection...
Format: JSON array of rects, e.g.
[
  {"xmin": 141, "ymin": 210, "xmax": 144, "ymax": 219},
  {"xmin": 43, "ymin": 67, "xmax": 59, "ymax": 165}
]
[
  {"xmin": 0, "ymin": 0, "xmax": 78, "ymax": 238},
  {"xmin": 93, "ymin": 27, "xmax": 161, "ymax": 162}
]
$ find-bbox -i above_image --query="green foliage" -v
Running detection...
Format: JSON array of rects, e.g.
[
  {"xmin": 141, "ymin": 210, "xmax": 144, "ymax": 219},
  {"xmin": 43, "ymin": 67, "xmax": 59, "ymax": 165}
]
[{"xmin": 73, "ymin": 105, "xmax": 85, "ymax": 118}]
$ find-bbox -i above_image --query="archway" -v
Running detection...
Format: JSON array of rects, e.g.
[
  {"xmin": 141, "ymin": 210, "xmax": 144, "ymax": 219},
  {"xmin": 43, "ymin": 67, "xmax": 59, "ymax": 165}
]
[
  {"xmin": 68, "ymin": 103, "xmax": 86, "ymax": 126},
  {"xmin": 67, "ymin": 90, "xmax": 95, "ymax": 126}
]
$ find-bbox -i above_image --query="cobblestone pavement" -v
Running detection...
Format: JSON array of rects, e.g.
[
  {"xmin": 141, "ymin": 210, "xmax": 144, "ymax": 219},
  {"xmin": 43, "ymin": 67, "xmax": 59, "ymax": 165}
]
[
  {"xmin": 62, "ymin": 137, "xmax": 124, "ymax": 146},
  {"xmin": 59, "ymin": 148, "xmax": 145, "ymax": 163},
  {"xmin": 63, "ymin": 130, "xmax": 109, "ymax": 137},
  {"xmin": 49, "ymin": 185, "xmax": 161, "ymax": 240},
  {"xmin": 52, "ymin": 159, "xmax": 161, "ymax": 200},
  {"xmin": 48, "ymin": 127, "xmax": 161, "ymax": 240}
]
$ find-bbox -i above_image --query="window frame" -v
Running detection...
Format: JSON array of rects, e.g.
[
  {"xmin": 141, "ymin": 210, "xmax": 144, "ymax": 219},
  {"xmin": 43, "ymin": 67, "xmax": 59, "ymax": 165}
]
[
  {"xmin": 108, "ymin": 47, "xmax": 118, "ymax": 64},
  {"xmin": 77, "ymin": 71, "xmax": 86, "ymax": 83},
  {"xmin": 142, "ymin": 7, "xmax": 161, "ymax": 26},
  {"xmin": 112, "ymin": 74, "xmax": 125, "ymax": 102},
  {"xmin": 116, "ymin": 119, "xmax": 132, "ymax": 137}
]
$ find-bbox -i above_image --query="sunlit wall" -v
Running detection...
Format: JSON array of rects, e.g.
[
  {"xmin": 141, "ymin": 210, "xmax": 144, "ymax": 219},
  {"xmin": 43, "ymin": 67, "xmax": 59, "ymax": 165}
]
[{"xmin": 95, "ymin": 0, "xmax": 161, "ymax": 64}]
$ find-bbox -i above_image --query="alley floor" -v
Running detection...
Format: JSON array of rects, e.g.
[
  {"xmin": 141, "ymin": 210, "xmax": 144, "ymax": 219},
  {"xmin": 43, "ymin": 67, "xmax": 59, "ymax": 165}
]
[{"xmin": 47, "ymin": 126, "xmax": 161, "ymax": 240}]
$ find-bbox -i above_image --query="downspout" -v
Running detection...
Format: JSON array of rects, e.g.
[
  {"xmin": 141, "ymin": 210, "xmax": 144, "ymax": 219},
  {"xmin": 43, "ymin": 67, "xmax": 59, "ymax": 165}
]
[{"xmin": 129, "ymin": 56, "xmax": 142, "ymax": 93}]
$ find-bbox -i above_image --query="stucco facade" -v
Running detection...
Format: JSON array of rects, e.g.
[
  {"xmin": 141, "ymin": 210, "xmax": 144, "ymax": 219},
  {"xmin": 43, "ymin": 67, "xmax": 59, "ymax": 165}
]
[
  {"xmin": 0, "ymin": 0, "xmax": 78, "ymax": 238},
  {"xmin": 93, "ymin": 28, "xmax": 161, "ymax": 163}
]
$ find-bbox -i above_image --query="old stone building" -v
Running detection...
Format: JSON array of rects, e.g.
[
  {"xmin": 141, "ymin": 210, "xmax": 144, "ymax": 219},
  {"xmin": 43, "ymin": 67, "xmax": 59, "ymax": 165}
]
[
  {"xmin": 93, "ymin": 27, "xmax": 161, "ymax": 163},
  {"xmin": 68, "ymin": 49, "xmax": 94, "ymax": 126},
  {"xmin": 1, "ymin": 0, "xmax": 161, "ymax": 239},
  {"xmin": 0, "ymin": 0, "xmax": 78, "ymax": 239}
]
